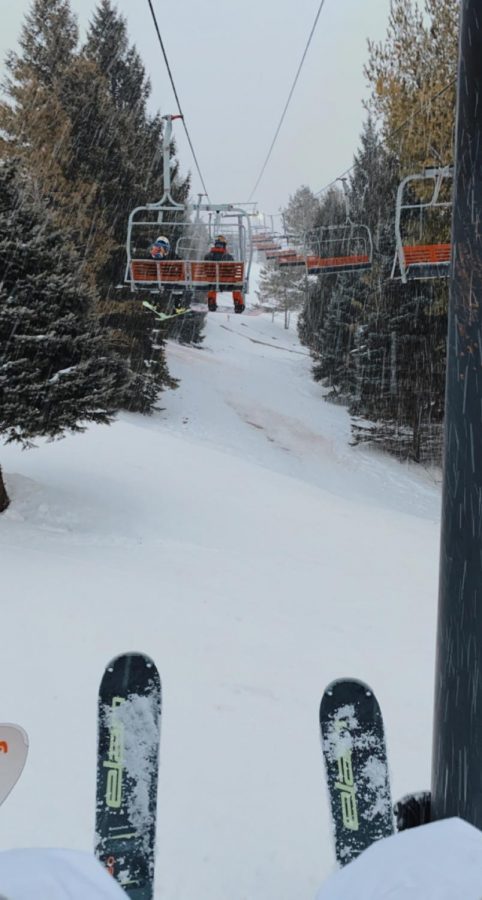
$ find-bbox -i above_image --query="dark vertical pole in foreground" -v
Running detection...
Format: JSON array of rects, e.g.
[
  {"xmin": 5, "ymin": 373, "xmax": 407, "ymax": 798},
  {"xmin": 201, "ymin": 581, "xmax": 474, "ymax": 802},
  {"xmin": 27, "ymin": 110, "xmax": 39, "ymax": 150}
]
[{"xmin": 432, "ymin": 1, "xmax": 482, "ymax": 825}]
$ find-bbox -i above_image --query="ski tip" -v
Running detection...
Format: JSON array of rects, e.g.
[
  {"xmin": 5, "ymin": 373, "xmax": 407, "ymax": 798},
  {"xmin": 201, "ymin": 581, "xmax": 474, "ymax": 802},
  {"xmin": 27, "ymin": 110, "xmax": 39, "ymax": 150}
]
[
  {"xmin": 103, "ymin": 651, "xmax": 158, "ymax": 674},
  {"xmin": 0, "ymin": 724, "xmax": 29, "ymax": 808},
  {"xmin": 320, "ymin": 678, "xmax": 379, "ymax": 726},
  {"xmin": 322, "ymin": 677, "xmax": 374, "ymax": 699}
]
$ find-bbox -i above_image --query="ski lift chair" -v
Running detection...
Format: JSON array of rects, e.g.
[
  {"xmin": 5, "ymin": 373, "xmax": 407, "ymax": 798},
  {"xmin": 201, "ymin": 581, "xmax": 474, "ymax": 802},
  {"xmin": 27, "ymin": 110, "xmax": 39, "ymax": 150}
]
[
  {"xmin": 252, "ymin": 232, "xmax": 272, "ymax": 244},
  {"xmin": 392, "ymin": 166, "xmax": 453, "ymax": 283},
  {"xmin": 305, "ymin": 223, "xmax": 372, "ymax": 275},
  {"xmin": 277, "ymin": 240, "xmax": 307, "ymax": 268},
  {"xmin": 306, "ymin": 176, "xmax": 373, "ymax": 275},
  {"xmin": 190, "ymin": 217, "xmax": 250, "ymax": 295},
  {"xmin": 251, "ymin": 230, "xmax": 281, "ymax": 253},
  {"xmin": 125, "ymin": 115, "xmax": 252, "ymax": 297},
  {"xmin": 126, "ymin": 210, "xmax": 187, "ymax": 293},
  {"xmin": 126, "ymin": 207, "xmax": 252, "ymax": 296}
]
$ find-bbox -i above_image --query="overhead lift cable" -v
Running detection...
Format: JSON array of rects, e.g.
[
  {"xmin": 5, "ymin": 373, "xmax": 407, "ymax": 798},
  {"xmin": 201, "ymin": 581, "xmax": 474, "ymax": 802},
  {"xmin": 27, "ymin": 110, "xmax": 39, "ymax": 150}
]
[
  {"xmin": 146, "ymin": 0, "xmax": 210, "ymax": 201},
  {"xmin": 248, "ymin": 0, "xmax": 328, "ymax": 201}
]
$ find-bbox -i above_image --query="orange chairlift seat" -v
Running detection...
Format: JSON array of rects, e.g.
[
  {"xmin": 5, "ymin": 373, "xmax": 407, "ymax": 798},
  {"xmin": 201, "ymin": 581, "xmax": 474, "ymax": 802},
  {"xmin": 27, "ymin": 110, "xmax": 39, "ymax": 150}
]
[
  {"xmin": 190, "ymin": 260, "xmax": 245, "ymax": 290},
  {"xmin": 278, "ymin": 255, "xmax": 307, "ymax": 268},
  {"xmin": 402, "ymin": 243, "xmax": 451, "ymax": 266},
  {"xmin": 252, "ymin": 232, "xmax": 272, "ymax": 244},
  {"xmin": 392, "ymin": 166, "xmax": 453, "ymax": 283},
  {"xmin": 277, "ymin": 245, "xmax": 307, "ymax": 267},
  {"xmin": 130, "ymin": 260, "xmax": 186, "ymax": 284},
  {"xmin": 129, "ymin": 259, "xmax": 246, "ymax": 291},
  {"xmin": 306, "ymin": 249, "xmax": 371, "ymax": 275},
  {"xmin": 266, "ymin": 248, "xmax": 296, "ymax": 260},
  {"xmin": 255, "ymin": 241, "xmax": 282, "ymax": 252}
]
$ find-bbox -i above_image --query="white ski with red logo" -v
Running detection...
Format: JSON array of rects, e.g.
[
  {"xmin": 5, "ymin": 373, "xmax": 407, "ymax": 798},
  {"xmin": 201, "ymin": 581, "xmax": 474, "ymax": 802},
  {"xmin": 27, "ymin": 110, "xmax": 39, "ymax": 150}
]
[{"xmin": 0, "ymin": 724, "xmax": 28, "ymax": 807}]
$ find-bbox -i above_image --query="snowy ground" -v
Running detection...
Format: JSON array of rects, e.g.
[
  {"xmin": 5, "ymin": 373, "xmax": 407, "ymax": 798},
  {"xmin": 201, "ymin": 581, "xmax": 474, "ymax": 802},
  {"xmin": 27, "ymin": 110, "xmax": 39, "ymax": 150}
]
[{"xmin": 0, "ymin": 272, "xmax": 441, "ymax": 899}]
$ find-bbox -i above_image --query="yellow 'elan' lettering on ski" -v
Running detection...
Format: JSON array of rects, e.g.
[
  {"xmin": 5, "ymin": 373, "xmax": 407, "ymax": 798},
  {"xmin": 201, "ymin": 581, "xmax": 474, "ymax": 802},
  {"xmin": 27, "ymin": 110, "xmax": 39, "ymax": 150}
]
[
  {"xmin": 103, "ymin": 696, "xmax": 124, "ymax": 808},
  {"xmin": 334, "ymin": 719, "xmax": 359, "ymax": 831}
]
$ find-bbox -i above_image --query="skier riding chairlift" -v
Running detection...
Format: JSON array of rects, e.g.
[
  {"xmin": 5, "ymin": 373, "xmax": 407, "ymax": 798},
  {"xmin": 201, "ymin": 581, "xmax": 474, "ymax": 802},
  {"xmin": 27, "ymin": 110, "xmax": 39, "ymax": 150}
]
[
  {"xmin": 149, "ymin": 235, "xmax": 180, "ymax": 261},
  {"xmin": 204, "ymin": 235, "xmax": 245, "ymax": 313}
]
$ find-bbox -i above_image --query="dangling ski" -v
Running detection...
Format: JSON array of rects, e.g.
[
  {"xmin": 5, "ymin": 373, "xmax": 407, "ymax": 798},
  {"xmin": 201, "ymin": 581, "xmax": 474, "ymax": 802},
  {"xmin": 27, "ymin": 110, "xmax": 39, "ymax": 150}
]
[
  {"xmin": 142, "ymin": 300, "xmax": 191, "ymax": 321},
  {"xmin": 95, "ymin": 653, "xmax": 161, "ymax": 900},
  {"xmin": 0, "ymin": 724, "xmax": 28, "ymax": 807},
  {"xmin": 319, "ymin": 678, "xmax": 394, "ymax": 867}
]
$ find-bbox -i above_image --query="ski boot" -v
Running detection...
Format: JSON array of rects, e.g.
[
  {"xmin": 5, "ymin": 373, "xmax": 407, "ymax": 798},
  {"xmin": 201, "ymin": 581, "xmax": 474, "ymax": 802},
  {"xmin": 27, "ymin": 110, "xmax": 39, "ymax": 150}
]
[{"xmin": 233, "ymin": 291, "xmax": 245, "ymax": 314}]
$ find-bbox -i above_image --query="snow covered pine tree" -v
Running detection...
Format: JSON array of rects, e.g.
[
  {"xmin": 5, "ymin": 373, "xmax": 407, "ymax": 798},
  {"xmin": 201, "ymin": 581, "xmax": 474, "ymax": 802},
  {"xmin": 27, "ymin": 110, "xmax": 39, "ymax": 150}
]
[{"xmin": 0, "ymin": 160, "xmax": 126, "ymax": 504}]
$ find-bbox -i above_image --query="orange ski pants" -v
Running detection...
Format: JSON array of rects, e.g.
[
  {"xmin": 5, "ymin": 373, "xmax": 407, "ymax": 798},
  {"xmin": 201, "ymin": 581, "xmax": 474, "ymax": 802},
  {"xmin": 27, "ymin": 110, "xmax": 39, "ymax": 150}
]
[{"xmin": 207, "ymin": 290, "xmax": 244, "ymax": 305}]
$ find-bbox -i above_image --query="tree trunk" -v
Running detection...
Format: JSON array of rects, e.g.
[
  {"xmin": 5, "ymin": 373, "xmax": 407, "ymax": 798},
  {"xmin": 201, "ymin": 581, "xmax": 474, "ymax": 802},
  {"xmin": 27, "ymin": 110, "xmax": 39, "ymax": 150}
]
[{"xmin": 0, "ymin": 466, "xmax": 10, "ymax": 513}]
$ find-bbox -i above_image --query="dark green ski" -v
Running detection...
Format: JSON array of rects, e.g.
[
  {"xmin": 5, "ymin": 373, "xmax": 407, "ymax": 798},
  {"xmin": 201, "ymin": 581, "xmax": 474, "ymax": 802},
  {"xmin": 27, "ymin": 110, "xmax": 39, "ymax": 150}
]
[
  {"xmin": 95, "ymin": 652, "xmax": 161, "ymax": 899},
  {"xmin": 319, "ymin": 678, "xmax": 394, "ymax": 866}
]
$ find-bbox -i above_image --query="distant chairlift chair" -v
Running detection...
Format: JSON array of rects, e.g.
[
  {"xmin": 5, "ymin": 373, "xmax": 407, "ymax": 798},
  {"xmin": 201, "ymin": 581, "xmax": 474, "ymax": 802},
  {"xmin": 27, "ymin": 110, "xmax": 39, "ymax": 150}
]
[
  {"xmin": 305, "ymin": 180, "xmax": 373, "ymax": 275},
  {"xmin": 277, "ymin": 239, "xmax": 307, "ymax": 268}
]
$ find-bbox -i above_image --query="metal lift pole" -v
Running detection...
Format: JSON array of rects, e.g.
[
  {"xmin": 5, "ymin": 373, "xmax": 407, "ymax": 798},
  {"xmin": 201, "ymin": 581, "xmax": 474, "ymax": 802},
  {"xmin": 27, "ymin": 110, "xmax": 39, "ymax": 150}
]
[{"xmin": 432, "ymin": 0, "xmax": 482, "ymax": 824}]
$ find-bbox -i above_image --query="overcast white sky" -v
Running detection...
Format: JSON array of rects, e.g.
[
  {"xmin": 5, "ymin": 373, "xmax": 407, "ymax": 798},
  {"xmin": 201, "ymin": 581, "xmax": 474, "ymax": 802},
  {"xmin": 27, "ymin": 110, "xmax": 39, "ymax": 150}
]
[{"xmin": 1, "ymin": 0, "xmax": 392, "ymax": 219}]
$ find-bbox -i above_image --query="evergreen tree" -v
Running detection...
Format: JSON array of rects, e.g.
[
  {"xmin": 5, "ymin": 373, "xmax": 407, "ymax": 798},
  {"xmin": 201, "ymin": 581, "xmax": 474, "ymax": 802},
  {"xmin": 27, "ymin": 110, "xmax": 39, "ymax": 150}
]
[
  {"xmin": 310, "ymin": 274, "xmax": 363, "ymax": 400},
  {"xmin": 97, "ymin": 290, "xmax": 178, "ymax": 414},
  {"xmin": 365, "ymin": 0, "xmax": 458, "ymax": 170},
  {"xmin": 298, "ymin": 186, "xmax": 355, "ymax": 393},
  {"xmin": 0, "ymin": 466, "xmax": 9, "ymax": 513},
  {"xmin": 83, "ymin": 0, "xmax": 190, "ymax": 288},
  {"xmin": 350, "ymin": 280, "xmax": 446, "ymax": 461},
  {"xmin": 81, "ymin": 1, "xmax": 196, "ymax": 410},
  {"xmin": 346, "ymin": 118, "xmax": 447, "ymax": 460},
  {"xmin": 353, "ymin": 172, "xmax": 444, "ymax": 458},
  {"xmin": 295, "ymin": 107, "xmax": 447, "ymax": 460},
  {"xmin": 0, "ymin": 0, "xmax": 199, "ymax": 424},
  {"xmin": 348, "ymin": 116, "xmax": 398, "ymax": 262},
  {"xmin": 167, "ymin": 311, "xmax": 207, "ymax": 347},
  {"xmin": 84, "ymin": 0, "xmax": 131, "ymax": 101},
  {"xmin": 297, "ymin": 277, "xmax": 327, "ymax": 356},
  {"xmin": 282, "ymin": 185, "xmax": 320, "ymax": 237},
  {"xmin": 6, "ymin": 0, "xmax": 78, "ymax": 88},
  {"xmin": 0, "ymin": 160, "xmax": 127, "ymax": 505},
  {"xmin": 257, "ymin": 261, "xmax": 307, "ymax": 327},
  {"xmin": 0, "ymin": 0, "xmax": 111, "ymax": 277},
  {"xmin": 311, "ymin": 186, "xmax": 346, "ymax": 231}
]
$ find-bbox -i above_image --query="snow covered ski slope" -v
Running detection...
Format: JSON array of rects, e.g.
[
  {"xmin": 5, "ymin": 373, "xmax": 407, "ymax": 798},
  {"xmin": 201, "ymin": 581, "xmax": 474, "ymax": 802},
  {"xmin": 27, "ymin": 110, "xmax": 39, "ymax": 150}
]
[{"xmin": 0, "ymin": 289, "xmax": 441, "ymax": 898}]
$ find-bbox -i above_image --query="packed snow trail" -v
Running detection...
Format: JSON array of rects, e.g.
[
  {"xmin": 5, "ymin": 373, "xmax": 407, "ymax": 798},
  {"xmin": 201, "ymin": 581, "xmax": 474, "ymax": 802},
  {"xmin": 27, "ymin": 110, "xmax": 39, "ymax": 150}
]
[
  {"xmin": 163, "ymin": 305, "xmax": 439, "ymax": 520},
  {"xmin": 0, "ymin": 287, "xmax": 440, "ymax": 899}
]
